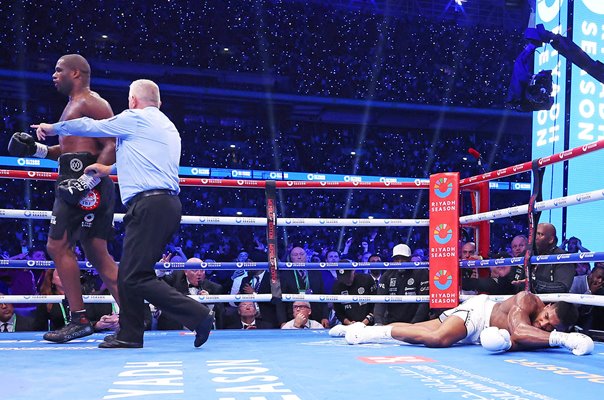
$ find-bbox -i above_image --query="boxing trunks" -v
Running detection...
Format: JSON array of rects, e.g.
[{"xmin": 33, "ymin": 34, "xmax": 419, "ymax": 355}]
[
  {"xmin": 438, "ymin": 294, "xmax": 496, "ymax": 344},
  {"xmin": 48, "ymin": 152, "xmax": 115, "ymax": 241}
]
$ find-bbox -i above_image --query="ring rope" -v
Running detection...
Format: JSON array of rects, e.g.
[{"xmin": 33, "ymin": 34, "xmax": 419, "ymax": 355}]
[
  {"xmin": 459, "ymin": 139, "xmax": 604, "ymax": 187},
  {"xmin": 0, "ymin": 169, "xmax": 429, "ymax": 190},
  {"xmin": 3, "ymin": 187, "xmax": 602, "ymax": 227},
  {"xmin": 1, "ymin": 252, "xmax": 602, "ymax": 270},
  {"xmin": 2, "ymin": 293, "xmax": 603, "ymax": 307}
]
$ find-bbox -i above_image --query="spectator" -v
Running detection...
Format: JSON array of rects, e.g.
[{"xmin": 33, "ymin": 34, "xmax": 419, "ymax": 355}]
[
  {"xmin": 281, "ymin": 301, "xmax": 323, "ymax": 329},
  {"xmin": 237, "ymin": 267, "xmax": 287, "ymax": 329},
  {"xmin": 510, "ymin": 235, "xmax": 528, "ymax": 257},
  {"xmin": 331, "ymin": 263, "xmax": 377, "ymax": 326},
  {"xmin": 222, "ymin": 301, "xmax": 271, "ymax": 329},
  {"xmin": 374, "ymin": 244, "xmax": 429, "ymax": 325},
  {"xmin": 281, "ymin": 246, "xmax": 329, "ymax": 327},
  {"xmin": 569, "ymin": 263, "xmax": 604, "ymax": 331},
  {"xmin": 461, "ymin": 252, "xmax": 516, "ymax": 295},
  {"xmin": 561, "ymin": 236, "xmax": 591, "ymax": 276},
  {"xmin": 158, "ymin": 257, "xmax": 223, "ymax": 330},
  {"xmin": 0, "ymin": 293, "xmax": 36, "ymax": 332},
  {"xmin": 531, "ymin": 223, "xmax": 576, "ymax": 294}
]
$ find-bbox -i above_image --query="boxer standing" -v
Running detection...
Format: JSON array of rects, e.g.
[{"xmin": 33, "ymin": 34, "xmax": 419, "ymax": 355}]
[{"xmin": 8, "ymin": 54, "xmax": 120, "ymax": 343}]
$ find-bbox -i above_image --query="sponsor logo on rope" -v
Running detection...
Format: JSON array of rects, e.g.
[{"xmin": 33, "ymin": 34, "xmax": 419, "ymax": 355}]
[
  {"xmin": 559, "ymin": 149, "xmax": 573, "ymax": 159},
  {"xmin": 344, "ymin": 175, "xmax": 361, "ymax": 182},
  {"xmin": 380, "ymin": 177, "xmax": 397, "ymax": 183},
  {"xmin": 307, "ymin": 173, "xmax": 325, "ymax": 181}
]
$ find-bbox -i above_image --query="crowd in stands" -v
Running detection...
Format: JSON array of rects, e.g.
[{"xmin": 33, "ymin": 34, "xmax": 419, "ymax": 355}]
[{"xmin": 2, "ymin": 1, "xmax": 524, "ymax": 107}]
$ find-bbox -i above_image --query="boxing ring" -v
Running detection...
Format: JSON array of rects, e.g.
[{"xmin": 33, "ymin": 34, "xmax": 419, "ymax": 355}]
[
  {"xmin": 1, "ymin": 330, "xmax": 603, "ymax": 399},
  {"xmin": 2, "ymin": 140, "xmax": 604, "ymax": 399}
]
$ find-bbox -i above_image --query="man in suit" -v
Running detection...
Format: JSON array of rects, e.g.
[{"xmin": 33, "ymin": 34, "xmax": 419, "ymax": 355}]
[
  {"xmin": 222, "ymin": 302, "xmax": 272, "ymax": 329},
  {"xmin": 280, "ymin": 246, "xmax": 329, "ymax": 327},
  {"xmin": 0, "ymin": 293, "xmax": 36, "ymax": 332},
  {"xmin": 237, "ymin": 269, "xmax": 287, "ymax": 328},
  {"xmin": 159, "ymin": 257, "xmax": 223, "ymax": 330}
]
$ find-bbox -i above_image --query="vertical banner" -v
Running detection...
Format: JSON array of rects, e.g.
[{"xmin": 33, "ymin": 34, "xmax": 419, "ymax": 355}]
[
  {"xmin": 429, "ymin": 173, "xmax": 460, "ymax": 308},
  {"xmin": 565, "ymin": 0, "xmax": 604, "ymax": 249},
  {"xmin": 265, "ymin": 180, "xmax": 281, "ymax": 298},
  {"xmin": 532, "ymin": 0, "xmax": 568, "ymax": 228}
]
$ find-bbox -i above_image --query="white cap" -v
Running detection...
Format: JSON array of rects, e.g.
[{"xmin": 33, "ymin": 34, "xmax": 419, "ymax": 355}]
[{"xmin": 392, "ymin": 244, "xmax": 411, "ymax": 258}]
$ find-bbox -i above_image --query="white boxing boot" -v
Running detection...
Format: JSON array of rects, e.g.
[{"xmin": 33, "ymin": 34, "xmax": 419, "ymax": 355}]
[
  {"xmin": 329, "ymin": 322, "xmax": 364, "ymax": 337},
  {"xmin": 345, "ymin": 325, "xmax": 393, "ymax": 345}
]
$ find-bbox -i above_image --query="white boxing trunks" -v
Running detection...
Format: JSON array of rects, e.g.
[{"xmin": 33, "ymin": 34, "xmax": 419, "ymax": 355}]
[{"xmin": 438, "ymin": 294, "xmax": 496, "ymax": 344}]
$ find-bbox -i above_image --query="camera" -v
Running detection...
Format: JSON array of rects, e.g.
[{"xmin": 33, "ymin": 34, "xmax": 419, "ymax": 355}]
[{"xmin": 524, "ymin": 70, "xmax": 554, "ymax": 111}]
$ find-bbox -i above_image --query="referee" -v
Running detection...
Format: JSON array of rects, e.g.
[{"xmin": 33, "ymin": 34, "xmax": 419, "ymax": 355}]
[{"xmin": 33, "ymin": 79, "xmax": 214, "ymax": 348}]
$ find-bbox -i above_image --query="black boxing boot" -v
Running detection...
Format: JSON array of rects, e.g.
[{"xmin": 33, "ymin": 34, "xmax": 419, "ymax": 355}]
[
  {"xmin": 57, "ymin": 173, "xmax": 101, "ymax": 205},
  {"xmin": 8, "ymin": 132, "xmax": 48, "ymax": 158},
  {"xmin": 43, "ymin": 310, "xmax": 94, "ymax": 343}
]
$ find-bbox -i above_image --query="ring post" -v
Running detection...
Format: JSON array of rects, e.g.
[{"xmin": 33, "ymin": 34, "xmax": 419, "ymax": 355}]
[
  {"xmin": 265, "ymin": 180, "xmax": 282, "ymax": 298},
  {"xmin": 429, "ymin": 172, "xmax": 460, "ymax": 308}
]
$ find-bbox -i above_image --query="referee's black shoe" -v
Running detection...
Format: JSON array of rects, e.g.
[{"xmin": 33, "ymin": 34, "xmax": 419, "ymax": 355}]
[
  {"xmin": 98, "ymin": 336, "xmax": 143, "ymax": 349},
  {"xmin": 194, "ymin": 311, "xmax": 215, "ymax": 348}
]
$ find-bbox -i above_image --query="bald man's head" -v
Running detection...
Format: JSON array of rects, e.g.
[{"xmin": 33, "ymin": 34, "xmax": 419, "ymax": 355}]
[
  {"xmin": 58, "ymin": 54, "xmax": 90, "ymax": 84},
  {"xmin": 536, "ymin": 223, "xmax": 557, "ymax": 254}
]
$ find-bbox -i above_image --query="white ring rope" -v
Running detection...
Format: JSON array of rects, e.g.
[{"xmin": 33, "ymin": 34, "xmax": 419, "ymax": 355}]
[
  {"xmin": 0, "ymin": 209, "xmax": 428, "ymax": 227},
  {"xmin": 2, "ymin": 187, "xmax": 602, "ymax": 227},
  {"xmin": 0, "ymin": 293, "xmax": 272, "ymax": 304},
  {"xmin": 2, "ymin": 293, "xmax": 603, "ymax": 307}
]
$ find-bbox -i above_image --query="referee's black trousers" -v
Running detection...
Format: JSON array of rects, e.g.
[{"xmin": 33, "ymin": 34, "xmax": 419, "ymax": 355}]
[{"xmin": 117, "ymin": 194, "xmax": 210, "ymax": 344}]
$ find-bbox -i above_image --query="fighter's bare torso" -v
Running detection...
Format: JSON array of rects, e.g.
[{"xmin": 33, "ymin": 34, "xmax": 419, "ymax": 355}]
[
  {"xmin": 489, "ymin": 292, "xmax": 545, "ymax": 332},
  {"xmin": 56, "ymin": 90, "xmax": 114, "ymax": 164}
]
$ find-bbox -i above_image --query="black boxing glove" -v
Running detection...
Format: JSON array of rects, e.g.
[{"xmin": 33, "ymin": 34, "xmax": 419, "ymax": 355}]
[
  {"xmin": 8, "ymin": 132, "xmax": 48, "ymax": 158},
  {"xmin": 57, "ymin": 173, "xmax": 101, "ymax": 205}
]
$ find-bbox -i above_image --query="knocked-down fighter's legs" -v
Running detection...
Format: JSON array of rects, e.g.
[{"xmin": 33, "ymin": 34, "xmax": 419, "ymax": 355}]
[{"xmin": 332, "ymin": 317, "xmax": 468, "ymax": 347}]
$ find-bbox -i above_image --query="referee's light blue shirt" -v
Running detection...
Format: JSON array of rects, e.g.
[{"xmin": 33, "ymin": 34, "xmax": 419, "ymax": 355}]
[{"xmin": 52, "ymin": 106, "xmax": 181, "ymax": 205}]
